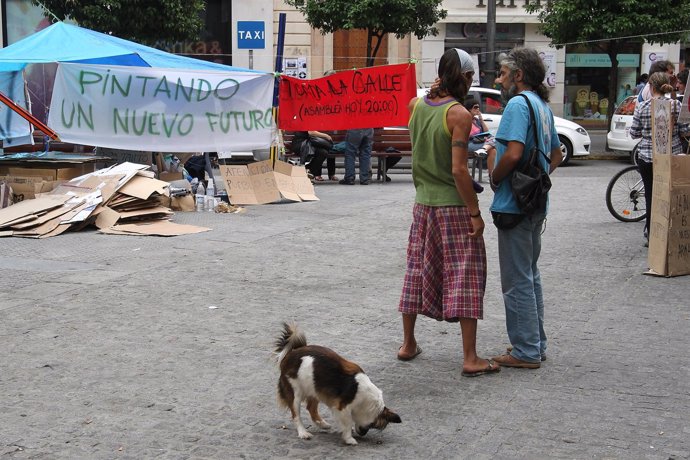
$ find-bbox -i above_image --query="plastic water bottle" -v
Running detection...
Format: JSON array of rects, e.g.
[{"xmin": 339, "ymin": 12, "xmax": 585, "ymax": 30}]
[
  {"xmin": 195, "ymin": 182, "xmax": 206, "ymax": 211},
  {"xmin": 195, "ymin": 193, "xmax": 205, "ymax": 211},
  {"xmin": 206, "ymin": 178, "xmax": 215, "ymax": 197}
]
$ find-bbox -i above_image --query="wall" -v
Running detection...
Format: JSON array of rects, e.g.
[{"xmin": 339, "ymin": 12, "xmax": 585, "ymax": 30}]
[
  {"xmin": 420, "ymin": 24, "xmax": 446, "ymax": 87},
  {"xmin": 232, "ymin": 0, "xmax": 274, "ymax": 71},
  {"xmin": 273, "ymin": 0, "xmax": 325, "ymax": 78},
  {"xmin": 641, "ymin": 42, "xmax": 682, "ymax": 74}
]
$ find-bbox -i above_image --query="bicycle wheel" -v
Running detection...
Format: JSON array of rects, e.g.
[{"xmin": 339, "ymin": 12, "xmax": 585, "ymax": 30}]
[{"xmin": 605, "ymin": 165, "xmax": 646, "ymax": 222}]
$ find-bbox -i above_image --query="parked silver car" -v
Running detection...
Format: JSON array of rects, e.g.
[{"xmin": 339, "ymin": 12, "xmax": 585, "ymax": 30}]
[{"xmin": 606, "ymin": 95, "xmax": 639, "ymax": 164}]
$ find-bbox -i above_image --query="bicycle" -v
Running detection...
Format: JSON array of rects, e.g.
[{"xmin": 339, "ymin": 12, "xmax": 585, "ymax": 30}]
[{"xmin": 605, "ymin": 165, "xmax": 646, "ymax": 222}]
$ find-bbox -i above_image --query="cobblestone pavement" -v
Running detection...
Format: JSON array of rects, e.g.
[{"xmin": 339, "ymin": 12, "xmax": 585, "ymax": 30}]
[{"xmin": 1, "ymin": 159, "xmax": 688, "ymax": 459}]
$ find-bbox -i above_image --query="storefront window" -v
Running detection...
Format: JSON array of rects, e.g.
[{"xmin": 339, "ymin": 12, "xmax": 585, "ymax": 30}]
[
  {"xmin": 153, "ymin": 0, "xmax": 232, "ymax": 66},
  {"xmin": 564, "ymin": 43, "xmax": 642, "ymax": 126}
]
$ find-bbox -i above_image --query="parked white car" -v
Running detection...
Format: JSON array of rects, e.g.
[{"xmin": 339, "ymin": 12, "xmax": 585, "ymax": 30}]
[
  {"xmin": 418, "ymin": 87, "xmax": 592, "ymax": 165},
  {"xmin": 606, "ymin": 95, "xmax": 639, "ymax": 163}
]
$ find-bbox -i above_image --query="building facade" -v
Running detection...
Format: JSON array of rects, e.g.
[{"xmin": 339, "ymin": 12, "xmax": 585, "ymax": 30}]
[
  {"xmin": 1, "ymin": 0, "xmax": 685, "ymax": 128},
  {"xmin": 270, "ymin": 0, "xmax": 684, "ymax": 128}
]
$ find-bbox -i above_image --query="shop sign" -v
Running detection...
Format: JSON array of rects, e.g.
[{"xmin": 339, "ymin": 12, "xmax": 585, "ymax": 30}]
[{"xmin": 566, "ymin": 54, "xmax": 640, "ymax": 68}]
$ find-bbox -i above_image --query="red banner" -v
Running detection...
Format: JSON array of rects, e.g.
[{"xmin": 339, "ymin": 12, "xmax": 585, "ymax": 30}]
[{"xmin": 278, "ymin": 63, "xmax": 417, "ymax": 131}]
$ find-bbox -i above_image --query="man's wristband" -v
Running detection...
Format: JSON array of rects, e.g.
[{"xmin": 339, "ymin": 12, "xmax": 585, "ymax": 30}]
[{"xmin": 470, "ymin": 210, "xmax": 481, "ymax": 218}]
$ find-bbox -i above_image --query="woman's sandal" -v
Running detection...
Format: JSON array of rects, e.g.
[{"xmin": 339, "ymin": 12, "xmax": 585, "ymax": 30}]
[
  {"xmin": 329, "ymin": 175, "xmax": 339, "ymax": 181},
  {"xmin": 314, "ymin": 176, "xmax": 325, "ymax": 182}
]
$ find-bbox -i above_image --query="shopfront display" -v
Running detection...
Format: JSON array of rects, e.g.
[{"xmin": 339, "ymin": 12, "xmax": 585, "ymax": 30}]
[{"xmin": 564, "ymin": 44, "xmax": 642, "ymax": 127}]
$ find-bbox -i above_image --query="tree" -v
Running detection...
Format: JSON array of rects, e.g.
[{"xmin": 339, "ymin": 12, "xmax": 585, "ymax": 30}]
[
  {"xmin": 31, "ymin": 0, "xmax": 205, "ymax": 45},
  {"xmin": 284, "ymin": 0, "xmax": 447, "ymax": 67},
  {"xmin": 525, "ymin": 0, "xmax": 690, "ymax": 122}
]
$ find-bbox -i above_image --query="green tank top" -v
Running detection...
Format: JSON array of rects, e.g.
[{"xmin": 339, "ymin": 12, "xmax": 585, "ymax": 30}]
[{"xmin": 409, "ymin": 97, "xmax": 465, "ymax": 206}]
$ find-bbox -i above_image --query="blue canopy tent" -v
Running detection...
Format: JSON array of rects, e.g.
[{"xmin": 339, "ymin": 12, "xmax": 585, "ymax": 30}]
[
  {"xmin": 0, "ymin": 22, "xmax": 262, "ymax": 144},
  {"xmin": 0, "ymin": 21, "xmax": 257, "ymax": 72}
]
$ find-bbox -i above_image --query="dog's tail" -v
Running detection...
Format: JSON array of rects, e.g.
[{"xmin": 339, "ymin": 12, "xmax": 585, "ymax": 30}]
[{"xmin": 274, "ymin": 322, "xmax": 307, "ymax": 365}]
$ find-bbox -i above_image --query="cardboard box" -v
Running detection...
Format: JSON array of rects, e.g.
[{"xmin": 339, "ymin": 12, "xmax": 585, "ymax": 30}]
[
  {"xmin": 159, "ymin": 171, "xmax": 184, "ymax": 182},
  {"xmin": 647, "ymin": 154, "xmax": 690, "ymax": 277},
  {"xmin": 219, "ymin": 160, "xmax": 317, "ymax": 205},
  {"xmin": 0, "ymin": 175, "xmax": 60, "ymax": 201},
  {"xmin": 7, "ymin": 165, "xmax": 90, "ymax": 181}
]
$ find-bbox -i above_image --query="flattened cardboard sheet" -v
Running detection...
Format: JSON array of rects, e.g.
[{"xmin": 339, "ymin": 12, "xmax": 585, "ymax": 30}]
[
  {"xmin": 0, "ymin": 195, "xmax": 70, "ymax": 227},
  {"xmin": 117, "ymin": 175, "xmax": 169, "ymax": 200},
  {"xmin": 100, "ymin": 221, "xmax": 211, "ymax": 236}
]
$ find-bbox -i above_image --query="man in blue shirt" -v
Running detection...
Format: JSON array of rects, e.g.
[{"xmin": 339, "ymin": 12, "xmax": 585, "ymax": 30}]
[{"xmin": 487, "ymin": 47, "xmax": 562, "ymax": 368}]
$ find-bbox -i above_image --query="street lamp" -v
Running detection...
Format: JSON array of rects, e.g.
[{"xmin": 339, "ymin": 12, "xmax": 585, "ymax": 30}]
[{"xmin": 484, "ymin": 0, "xmax": 496, "ymax": 88}]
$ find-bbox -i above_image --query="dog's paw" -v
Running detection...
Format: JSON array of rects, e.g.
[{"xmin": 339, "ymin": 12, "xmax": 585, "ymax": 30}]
[
  {"xmin": 297, "ymin": 430, "xmax": 313, "ymax": 440},
  {"xmin": 342, "ymin": 436, "xmax": 358, "ymax": 446},
  {"xmin": 315, "ymin": 420, "xmax": 332, "ymax": 431}
]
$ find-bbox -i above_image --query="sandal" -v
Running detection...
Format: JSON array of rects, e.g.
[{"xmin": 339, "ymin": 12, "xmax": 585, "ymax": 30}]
[
  {"xmin": 397, "ymin": 345, "xmax": 422, "ymax": 361},
  {"xmin": 329, "ymin": 175, "xmax": 339, "ymax": 181},
  {"xmin": 314, "ymin": 176, "xmax": 325, "ymax": 182},
  {"xmin": 461, "ymin": 359, "xmax": 501, "ymax": 377}
]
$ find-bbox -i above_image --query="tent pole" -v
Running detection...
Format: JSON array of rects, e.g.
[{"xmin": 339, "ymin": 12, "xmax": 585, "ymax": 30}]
[
  {"xmin": 270, "ymin": 13, "xmax": 287, "ymax": 166},
  {"xmin": 0, "ymin": 90, "xmax": 59, "ymax": 141}
]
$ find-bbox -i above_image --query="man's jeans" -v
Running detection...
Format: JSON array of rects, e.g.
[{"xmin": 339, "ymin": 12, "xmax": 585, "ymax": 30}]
[
  {"xmin": 497, "ymin": 212, "xmax": 547, "ymax": 363},
  {"xmin": 344, "ymin": 128, "xmax": 373, "ymax": 183}
]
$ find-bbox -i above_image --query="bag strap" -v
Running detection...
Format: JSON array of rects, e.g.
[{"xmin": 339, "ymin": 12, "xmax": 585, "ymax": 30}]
[{"xmin": 517, "ymin": 93, "xmax": 550, "ymax": 164}]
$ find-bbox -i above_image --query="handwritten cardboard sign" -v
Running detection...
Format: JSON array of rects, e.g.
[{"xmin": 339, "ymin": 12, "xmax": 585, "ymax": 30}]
[
  {"xmin": 278, "ymin": 63, "xmax": 417, "ymax": 131},
  {"xmin": 219, "ymin": 160, "xmax": 318, "ymax": 205},
  {"xmin": 648, "ymin": 153, "xmax": 690, "ymax": 276},
  {"xmin": 651, "ymin": 99, "xmax": 672, "ymax": 156}
]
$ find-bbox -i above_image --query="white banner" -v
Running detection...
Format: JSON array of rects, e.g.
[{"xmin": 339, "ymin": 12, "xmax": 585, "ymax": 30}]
[{"xmin": 48, "ymin": 63, "xmax": 274, "ymax": 152}]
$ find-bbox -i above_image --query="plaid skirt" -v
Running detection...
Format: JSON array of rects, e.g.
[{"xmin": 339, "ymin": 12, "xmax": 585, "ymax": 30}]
[{"xmin": 399, "ymin": 204, "xmax": 487, "ymax": 321}]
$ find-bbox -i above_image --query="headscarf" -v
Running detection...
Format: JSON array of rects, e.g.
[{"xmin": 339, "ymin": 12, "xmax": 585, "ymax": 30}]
[{"xmin": 455, "ymin": 49, "xmax": 474, "ymax": 74}]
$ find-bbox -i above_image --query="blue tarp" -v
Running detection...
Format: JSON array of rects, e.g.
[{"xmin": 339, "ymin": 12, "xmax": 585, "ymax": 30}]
[{"xmin": 0, "ymin": 22, "xmax": 260, "ymax": 73}]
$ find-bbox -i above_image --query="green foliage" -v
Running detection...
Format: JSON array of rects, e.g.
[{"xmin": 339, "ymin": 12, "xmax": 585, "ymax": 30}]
[
  {"xmin": 31, "ymin": 0, "xmax": 206, "ymax": 45},
  {"xmin": 525, "ymin": 0, "xmax": 690, "ymax": 47},
  {"xmin": 284, "ymin": 0, "xmax": 447, "ymax": 66},
  {"xmin": 525, "ymin": 0, "xmax": 690, "ymax": 122}
]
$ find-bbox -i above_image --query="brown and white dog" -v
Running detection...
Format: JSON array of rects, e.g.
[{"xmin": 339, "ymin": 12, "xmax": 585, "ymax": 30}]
[{"xmin": 275, "ymin": 322, "xmax": 401, "ymax": 445}]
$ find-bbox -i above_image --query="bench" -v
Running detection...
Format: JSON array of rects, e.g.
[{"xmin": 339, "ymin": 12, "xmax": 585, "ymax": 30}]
[
  {"xmin": 281, "ymin": 128, "xmax": 485, "ymax": 182},
  {"xmin": 282, "ymin": 128, "xmax": 411, "ymax": 182}
]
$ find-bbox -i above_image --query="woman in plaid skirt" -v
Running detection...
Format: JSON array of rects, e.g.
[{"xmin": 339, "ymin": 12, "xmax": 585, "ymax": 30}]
[{"xmin": 397, "ymin": 48, "xmax": 499, "ymax": 377}]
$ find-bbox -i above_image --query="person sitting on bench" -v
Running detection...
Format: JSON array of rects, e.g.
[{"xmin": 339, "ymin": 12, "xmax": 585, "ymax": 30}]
[{"xmin": 464, "ymin": 99, "xmax": 496, "ymax": 168}]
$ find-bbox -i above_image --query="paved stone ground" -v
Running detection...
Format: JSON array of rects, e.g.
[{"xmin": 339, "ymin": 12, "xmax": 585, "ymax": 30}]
[{"xmin": 1, "ymin": 159, "xmax": 688, "ymax": 459}]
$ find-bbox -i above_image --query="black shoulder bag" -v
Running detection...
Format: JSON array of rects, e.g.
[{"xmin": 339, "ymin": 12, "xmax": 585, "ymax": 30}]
[{"xmin": 492, "ymin": 94, "xmax": 552, "ymax": 230}]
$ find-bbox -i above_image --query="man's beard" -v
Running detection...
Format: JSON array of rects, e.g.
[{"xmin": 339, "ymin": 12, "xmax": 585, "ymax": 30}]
[{"xmin": 501, "ymin": 83, "xmax": 518, "ymax": 101}]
